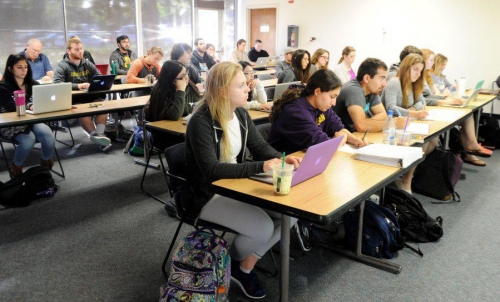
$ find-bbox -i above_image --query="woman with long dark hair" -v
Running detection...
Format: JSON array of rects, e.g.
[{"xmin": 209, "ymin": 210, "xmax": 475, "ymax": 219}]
[
  {"xmin": 277, "ymin": 49, "xmax": 311, "ymax": 84},
  {"xmin": 0, "ymin": 54, "xmax": 55, "ymax": 178},
  {"xmin": 269, "ymin": 69, "xmax": 367, "ymax": 154}
]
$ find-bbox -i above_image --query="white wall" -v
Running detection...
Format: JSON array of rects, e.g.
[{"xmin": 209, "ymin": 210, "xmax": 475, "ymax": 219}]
[{"xmin": 239, "ymin": 0, "xmax": 500, "ymax": 112}]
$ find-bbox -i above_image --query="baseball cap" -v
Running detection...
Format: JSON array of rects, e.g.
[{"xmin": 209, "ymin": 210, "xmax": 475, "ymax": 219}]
[{"xmin": 284, "ymin": 47, "xmax": 296, "ymax": 55}]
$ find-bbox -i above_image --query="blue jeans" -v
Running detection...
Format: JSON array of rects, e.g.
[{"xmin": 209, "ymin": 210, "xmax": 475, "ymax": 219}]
[{"xmin": 13, "ymin": 123, "xmax": 55, "ymax": 166}]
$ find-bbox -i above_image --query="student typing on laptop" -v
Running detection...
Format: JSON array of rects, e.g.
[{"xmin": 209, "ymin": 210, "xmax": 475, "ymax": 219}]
[
  {"xmin": 0, "ymin": 54, "xmax": 56, "ymax": 178},
  {"xmin": 53, "ymin": 37, "xmax": 112, "ymax": 151},
  {"xmin": 422, "ymin": 49, "xmax": 491, "ymax": 165},
  {"xmin": 183, "ymin": 62, "xmax": 300, "ymax": 299}
]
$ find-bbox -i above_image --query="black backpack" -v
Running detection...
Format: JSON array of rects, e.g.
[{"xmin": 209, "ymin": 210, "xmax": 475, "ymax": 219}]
[
  {"xmin": 478, "ymin": 116, "xmax": 500, "ymax": 149},
  {"xmin": 412, "ymin": 148, "xmax": 462, "ymax": 203},
  {"xmin": 344, "ymin": 200, "xmax": 405, "ymax": 259},
  {"xmin": 383, "ymin": 186, "xmax": 443, "ymax": 243},
  {"xmin": 0, "ymin": 166, "xmax": 57, "ymax": 208}
]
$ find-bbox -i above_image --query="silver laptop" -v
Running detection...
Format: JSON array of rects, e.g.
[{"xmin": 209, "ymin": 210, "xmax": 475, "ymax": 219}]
[
  {"xmin": 250, "ymin": 136, "xmax": 343, "ymax": 186},
  {"xmin": 27, "ymin": 83, "xmax": 72, "ymax": 114},
  {"xmin": 273, "ymin": 81, "xmax": 300, "ymax": 101},
  {"xmin": 441, "ymin": 88, "xmax": 481, "ymax": 108},
  {"xmin": 254, "ymin": 57, "xmax": 270, "ymax": 69}
]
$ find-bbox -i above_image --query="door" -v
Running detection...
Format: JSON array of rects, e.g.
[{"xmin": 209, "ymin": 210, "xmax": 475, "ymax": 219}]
[{"xmin": 249, "ymin": 8, "xmax": 277, "ymax": 56}]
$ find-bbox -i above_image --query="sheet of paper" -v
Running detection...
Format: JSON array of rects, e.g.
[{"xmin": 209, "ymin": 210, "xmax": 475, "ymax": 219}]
[
  {"xmin": 339, "ymin": 144, "xmax": 359, "ymax": 154},
  {"xmin": 423, "ymin": 110, "xmax": 465, "ymax": 122},
  {"xmin": 406, "ymin": 123, "xmax": 430, "ymax": 135}
]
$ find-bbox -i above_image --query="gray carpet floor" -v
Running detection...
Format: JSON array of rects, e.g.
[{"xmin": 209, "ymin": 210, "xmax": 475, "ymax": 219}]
[{"xmin": 1, "ymin": 118, "xmax": 499, "ymax": 302}]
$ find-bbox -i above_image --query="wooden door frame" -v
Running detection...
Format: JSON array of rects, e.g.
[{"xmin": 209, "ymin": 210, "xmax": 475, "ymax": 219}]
[{"xmin": 246, "ymin": 4, "xmax": 279, "ymax": 56}]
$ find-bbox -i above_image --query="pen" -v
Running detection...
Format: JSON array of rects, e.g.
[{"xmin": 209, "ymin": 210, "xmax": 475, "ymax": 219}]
[
  {"xmin": 361, "ymin": 127, "xmax": 370, "ymax": 141},
  {"xmin": 394, "ymin": 108, "xmax": 402, "ymax": 116}
]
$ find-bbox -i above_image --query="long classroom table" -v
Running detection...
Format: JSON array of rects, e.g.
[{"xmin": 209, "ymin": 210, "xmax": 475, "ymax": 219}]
[
  {"xmin": 0, "ymin": 96, "xmax": 149, "ymax": 127},
  {"xmin": 71, "ymin": 83, "xmax": 152, "ymax": 96},
  {"xmin": 212, "ymin": 148, "xmax": 423, "ymax": 301}
]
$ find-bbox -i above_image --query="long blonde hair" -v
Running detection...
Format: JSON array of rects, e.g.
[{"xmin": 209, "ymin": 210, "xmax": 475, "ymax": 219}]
[
  {"xmin": 201, "ymin": 61, "xmax": 242, "ymax": 162},
  {"xmin": 338, "ymin": 46, "xmax": 355, "ymax": 64},
  {"xmin": 421, "ymin": 48, "xmax": 434, "ymax": 86},
  {"xmin": 397, "ymin": 53, "xmax": 425, "ymax": 109},
  {"xmin": 431, "ymin": 54, "xmax": 447, "ymax": 77}
]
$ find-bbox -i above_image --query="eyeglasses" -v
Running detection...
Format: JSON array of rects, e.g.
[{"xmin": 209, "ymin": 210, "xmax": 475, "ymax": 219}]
[
  {"xmin": 320, "ymin": 55, "xmax": 329, "ymax": 60},
  {"xmin": 175, "ymin": 73, "xmax": 188, "ymax": 80}
]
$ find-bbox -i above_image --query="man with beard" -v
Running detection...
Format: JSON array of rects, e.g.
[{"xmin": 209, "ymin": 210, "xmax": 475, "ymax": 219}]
[
  {"xmin": 333, "ymin": 58, "xmax": 406, "ymax": 133},
  {"xmin": 53, "ymin": 37, "xmax": 112, "ymax": 151},
  {"xmin": 109, "ymin": 35, "xmax": 137, "ymax": 75},
  {"xmin": 190, "ymin": 38, "xmax": 216, "ymax": 73}
]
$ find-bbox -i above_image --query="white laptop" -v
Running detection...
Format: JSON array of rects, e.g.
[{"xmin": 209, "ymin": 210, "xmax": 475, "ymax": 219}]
[
  {"xmin": 254, "ymin": 57, "xmax": 270, "ymax": 69},
  {"xmin": 441, "ymin": 88, "xmax": 481, "ymax": 108},
  {"xmin": 27, "ymin": 83, "xmax": 72, "ymax": 114},
  {"xmin": 250, "ymin": 136, "xmax": 343, "ymax": 186},
  {"xmin": 273, "ymin": 81, "xmax": 300, "ymax": 101}
]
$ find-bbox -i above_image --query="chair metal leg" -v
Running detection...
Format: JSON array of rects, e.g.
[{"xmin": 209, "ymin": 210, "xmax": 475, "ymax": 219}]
[
  {"xmin": 163, "ymin": 220, "xmax": 185, "ymax": 279},
  {"xmin": 140, "ymin": 145, "xmax": 170, "ymax": 204},
  {"xmin": 0, "ymin": 141, "xmax": 9, "ymax": 170},
  {"xmin": 50, "ymin": 147, "xmax": 65, "ymax": 178},
  {"xmin": 54, "ymin": 120, "xmax": 75, "ymax": 148}
]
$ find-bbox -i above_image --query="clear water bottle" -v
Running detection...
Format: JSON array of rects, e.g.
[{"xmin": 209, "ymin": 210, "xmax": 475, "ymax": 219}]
[
  {"xmin": 382, "ymin": 110, "xmax": 396, "ymax": 145},
  {"xmin": 216, "ymin": 286, "xmax": 229, "ymax": 301}
]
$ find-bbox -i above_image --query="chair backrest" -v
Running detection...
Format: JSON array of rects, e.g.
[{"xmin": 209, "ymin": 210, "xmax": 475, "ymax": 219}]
[
  {"xmin": 164, "ymin": 142, "xmax": 188, "ymax": 195},
  {"xmin": 258, "ymin": 73, "xmax": 275, "ymax": 81},
  {"xmin": 264, "ymin": 87, "xmax": 275, "ymax": 101},
  {"xmin": 496, "ymin": 75, "xmax": 500, "ymax": 89},
  {"xmin": 255, "ymin": 123, "xmax": 272, "ymax": 142}
]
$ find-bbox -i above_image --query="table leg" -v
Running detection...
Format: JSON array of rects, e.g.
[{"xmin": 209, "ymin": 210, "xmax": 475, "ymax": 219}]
[
  {"xmin": 476, "ymin": 107, "xmax": 481, "ymax": 137},
  {"xmin": 279, "ymin": 214, "xmax": 291, "ymax": 302}
]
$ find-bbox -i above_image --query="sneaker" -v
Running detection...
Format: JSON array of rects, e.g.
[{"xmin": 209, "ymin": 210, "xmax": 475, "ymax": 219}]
[
  {"xmin": 294, "ymin": 221, "xmax": 312, "ymax": 252},
  {"xmin": 90, "ymin": 133, "xmax": 112, "ymax": 147},
  {"xmin": 230, "ymin": 262, "xmax": 266, "ymax": 299}
]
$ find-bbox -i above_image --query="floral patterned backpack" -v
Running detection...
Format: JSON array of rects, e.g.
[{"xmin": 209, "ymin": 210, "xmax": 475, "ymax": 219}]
[{"xmin": 160, "ymin": 228, "xmax": 231, "ymax": 302}]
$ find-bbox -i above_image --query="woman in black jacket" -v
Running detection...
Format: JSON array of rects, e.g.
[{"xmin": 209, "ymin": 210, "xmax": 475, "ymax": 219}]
[{"xmin": 183, "ymin": 61, "xmax": 300, "ymax": 299}]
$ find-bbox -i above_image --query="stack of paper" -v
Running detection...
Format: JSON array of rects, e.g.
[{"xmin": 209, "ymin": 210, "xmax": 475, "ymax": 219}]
[
  {"xmin": 406, "ymin": 123, "xmax": 430, "ymax": 143},
  {"xmin": 353, "ymin": 144, "xmax": 423, "ymax": 168}
]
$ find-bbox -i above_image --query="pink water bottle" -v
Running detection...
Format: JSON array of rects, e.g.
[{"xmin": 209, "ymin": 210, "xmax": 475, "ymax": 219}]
[{"xmin": 13, "ymin": 90, "xmax": 26, "ymax": 116}]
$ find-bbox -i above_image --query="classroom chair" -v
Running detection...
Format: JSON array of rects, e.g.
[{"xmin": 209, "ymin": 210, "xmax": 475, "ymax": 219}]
[
  {"xmin": 139, "ymin": 121, "xmax": 170, "ymax": 206},
  {"xmin": 161, "ymin": 142, "xmax": 278, "ymax": 279},
  {"xmin": 0, "ymin": 137, "xmax": 65, "ymax": 179}
]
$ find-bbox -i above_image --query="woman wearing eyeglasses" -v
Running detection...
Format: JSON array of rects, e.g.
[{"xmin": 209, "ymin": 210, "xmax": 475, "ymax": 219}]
[
  {"xmin": 145, "ymin": 60, "xmax": 201, "ymax": 149},
  {"xmin": 333, "ymin": 46, "xmax": 356, "ymax": 84},
  {"xmin": 238, "ymin": 61, "xmax": 270, "ymax": 111},
  {"xmin": 309, "ymin": 48, "xmax": 330, "ymax": 75}
]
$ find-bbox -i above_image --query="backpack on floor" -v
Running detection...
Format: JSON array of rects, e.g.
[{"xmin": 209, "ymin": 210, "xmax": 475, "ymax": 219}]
[
  {"xmin": 0, "ymin": 166, "xmax": 57, "ymax": 207},
  {"xmin": 344, "ymin": 200, "xmax": 405, "ymax": 259},
  {"xmin": 384, "ymin": 186, "xmax": 443, "ymax": 243},
  {"xmin": 160, "ymin": 228, "xmax": 231, "ymax": 302},
  {"xmin": 478, "ymin": 116, "xmax": 500, "ymax": 149},
  {"xmin": 412, "ymin": 148, "xmax": 462, "ymax": 203}
]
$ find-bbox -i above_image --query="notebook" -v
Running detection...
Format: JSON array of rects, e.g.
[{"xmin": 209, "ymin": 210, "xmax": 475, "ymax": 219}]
[
  {"xmin": 354, "ymin": 144, "xmax": 423, "ymax": 168},
  {"xmin": 87, "ymin": 74, "xmax": 115, "ymax": 92},
  {"xmin": 273, "ymin": 81, "xmax": 300, "ymax": 101},
  {"xmin": 249, "ymin": 135, "xmax": 343, "ymax": 186},
  {"xmin": 253, "ymin": 57, "xmax": 270, "ymax": 70},
  {"xmin": 27, "ymin": 83, "xmax": 72, "ymax": 115},
  {"xmin": 441, "ymin": 88, "xmax": 481, "ymax": 108}
]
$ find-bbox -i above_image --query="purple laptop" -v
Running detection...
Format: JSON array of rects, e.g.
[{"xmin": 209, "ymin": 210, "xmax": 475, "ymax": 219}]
[{"xmin": 250, "ymin": 135, "xmax": 343, "ymax": 186}]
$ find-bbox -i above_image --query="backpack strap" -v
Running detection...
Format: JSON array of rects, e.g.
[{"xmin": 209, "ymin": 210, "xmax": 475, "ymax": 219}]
[
  {"xmin": 434, "ymin": 150, "xmax": 461, "ymax": 203},
  {"xmin": 404, "ymin": 243, "xmax": 423, "ymax": 257}
]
